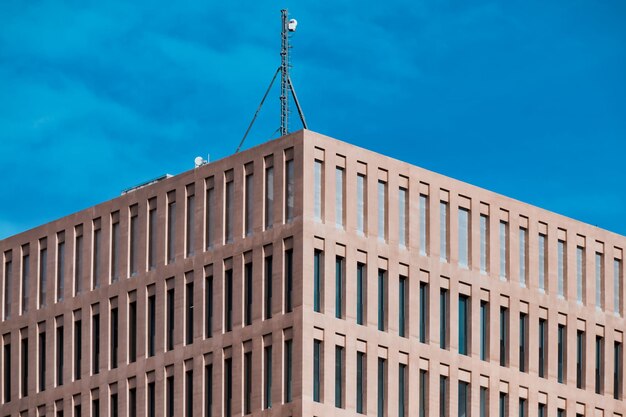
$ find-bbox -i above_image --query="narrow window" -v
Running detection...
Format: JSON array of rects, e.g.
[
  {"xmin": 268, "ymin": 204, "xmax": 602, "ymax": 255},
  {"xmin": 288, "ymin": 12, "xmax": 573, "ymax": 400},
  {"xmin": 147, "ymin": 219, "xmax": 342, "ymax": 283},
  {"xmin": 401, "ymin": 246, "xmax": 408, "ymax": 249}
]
[
  {"xmin": 225, "ymin": 269, "xmax": 233, "ymax": 331},
  {"xmin": 314, "ymin": 250, "xmax": 322, "ymax": 313},
  {"xmin": 92, "ymin": 312, "xmax": 100, "ymax": 374},
  {"xmin": 128, "ymin": 300, "xmax": 136, "ymax": 362},
  {"xmin": 595, "ymin": 252, "xmax": 603, "ymax": 309},
  {"xmin": 265, "ymin": 165, "xmax": 275, "ymax": 228},
  {"xmin": 459, "ymin": 294, "xmax": 469, "ymax": 355},
  {"xmin": 356, "ymin": 351, "xmax": 366, "ymax": 414},
  {"xmin": 111, "ymin": 216, "xmax": 120, "ymax": 281},
  {"xmin": 335, "ymin": 167, "xmax": 345, "ymax": 228},
  {"xmin": 74, "ymin": 231, "xmax": 83, "ymax": 295},
  {"xmin": 224, "ymin": 358, "xmax": 232, "ymax": 417},
  {"xmin": 129, "ymin": 208, "xmax": 138, "ymax": 274},
  {"xmin": 499, "ymin": 307, "xmax": 508, "ymax": 366},
  {"xmin": 245, "ymin": 172, "xmax": 253, "ymax": 235},
  {"xmin": 440, "ymin": 202, "xmax": 448, "ymax": 261},
  {"xmin": 480, "ymin": 387, "xmax": 488, "ymax": 417},
  {"xmin": 185, "ymin": 282, "xmax": 194, "ymax": 345},
  {"xmin": 93, "ymin": 398, "xmax": 100, "ymax": 417},
  {"xmin": 167, "ymin": 197, "xmax": 176, "ymax": 263},
  {"xmin": 264, "ymin": 256, "xmax": 272, "ymax": 319},
  {"xmin": 557, "ymin": 240, "xmax": 566, "ymax": 297},
  {"xmin": 519, "ymin": 313, "xmax": 528, "ymax": 372},
  {"xmin": 538, "ymin": 233, "xmax": 547, "ymax": 291},
  {"xmin": 378, "ymin": 358, "xmax": 387, "ymax": 417},
  {"xmin": 92, "ymin": 225, "xmax": 101, "ymax": 289},
  {"xmin": 335, "ymin": 256, "xmax": 344, "ymax": 319},
  {"xmin": 378, "ymin": 180, "xmax": 387, "ymax": 241},
  {"xmin": 39, "ymin": 243, "xmax": 47, "ymax": 307},
  {"xmin": 399, "ymin": 363, "xmax": 407, "ymax": 417},
  {"xmin": 264, "ymin": 346, "xmax": 272, "ymax": 409},
  {"xmin": 224, "ymin": 177, "xmax": 234, "ymax": 243},
  {"xmin": 111, "ymin": 392, "xmax": 118, "ymax": 417},
  {"xmin": 458, "ymin": 208, "xmax": 469, "ymax": 268},
  {"xmin": 614, "ymin": 341, "xmax": 622, "ymax": 399},
  {"xmin": 205, "ymin": 364, "xmax": 213, "ymax": 417},
  {"xmin": 110, "ymin": 307, "xmax": 118, "ymax": 369},
  {"xmin": 56, "ymin": 236, "xmax": 65, "ymax": 302},
  {"xmin": 399, "ymin": 187, "xmax": 408, "ymax": 247},
  {"xmin": 147, "ymin": 294, "xmax": 155, "ymax": 357},
  {"xmin": 499, "ymin": 221, "xmax": 508, "ymax": 279},
  {"xmin": 3, "ymin": 341, "xmax": 10, "ymax": 401},
  {"xmin": 518, "ymin": 398, "xmax": 526, "ymax": 417},
  {"xmin": 313, "ymin": 340, "xmax": 322, "ymax": 402},
  {"xmin": 419, "ymin": 195, "xmax": 428, "ymax": 255},
  {"xmin": 166, "ymin": 376, "xmax": 174, "ymax": 417},
  {"xmin": 314, "ymin": 160, "xmax": 322, "ymax": 221},
  {"xmin": 480, "ymin": 214, "xmax": 488, "ymax": 273},
  {"xmin": 185, "ymin": 370, "xmax": 193, "ymax": 417},
  {"xmin": 284, "ymin": 339, "xmax": 293, "ymax": 403},
  {"xmin": 439, "ymin": 376, "xmax": 448, "ymax": 417},
  {"xmin": 186, "ymin": 188, "xmax": 195, "ymax": 257},
  {"xmin": 205, "ymin": 276, "xmax": 213, "ymax": 338},
  {"xmin": 595, "ymin": 335, "xmax": 604, "ymax": 394},
  {"xmin": 357, "ymin": 174, "xmax": 366, "ymax": 234},
  {"xmin": 335, "ymin": 346, "xmax": 344, "ymax": 408},
  {"xmin": 419, "ymin": 370, "xmax": 428, "ymax": 417},
  {"xmin": 205, "ymin": 185, "xmax": 214, "ymax": 249},
  {"xmin": 480, "ymin": 301, "xmax": 489, "ymax": 361},
  {"xmin": 458, "ymin": 381, "xmax": 470, "ymax": 417},
  {"xmin": 557, "ymin": 409, "xmax": 565, "ymax": 417},
  {"xmin": 557, "ymin": 324, "xmax": 566, "ymax": 383},
  {"xmin": 538, "ymin": 318, "xmax": 547, "ymax": 378},
  {"xmin": 21, "ymin": 246, "xmax": 29, "ymax": 314},
  {"xmin": 148, "ymin": 200, "xmax": 157, "ymax": 270},
  {"xmin": 519, "ymin": 227, "xmax": 527, "ymax": 286},
  {"xmin": 3, "ymin": 253, "xmax": 12, "ymax": 319},
  {"xmin": 378, "ymin": 269, "xmax": 386, "ymax": 331},
  {"xmin": 74, "ymin": 318, "xmax": 81, "ymax": 380},
  {"xmin": 420, "ymin": 282, "xmax": 428, "ymax": 343},
  {"xmin": 440, "ymin": 288, "xmax": 448, "ymax": 349},
  {"xmin": 576, "ymin": 330, "xmax": 585, "ymax": 388},
  {"xmin": 357, "ymin": 262, "xmax": 365, "ymax": 325},
  {"xmin": 538, "ymin": 403, "xmax": 546, "ymax": 417},
  {"xmin": 147, "ymin": 381, "xmax": 155, "ymax": 417},
  {"xmin": 285, "ymin": 250, "xmax": 293, "ymax": 313},
  {"xmin": 285, "ymin": 158, "xmax": 295, "ymax": 223},
  {"xmin": 21, "ymin": 336, "xmax": 28, "ymax": 397},
  {"xmin": 244, "ymin": 263, "xmax": 253, "ymax": 325},
  {"xmin": 498, "ymin": 393, "xmax": 507, "ymax": 417},
  {"xmin": 128, "ymin": 388, "xmax": 136, "ymax": 417},
  {"xmin": 614, "ymin": 259, "xmax": 622, "ymax": 315},
  {"xmin": 399, "ymin": 275, "xmax": 407, "ymax": 338},
  {"xmin": 244, "ymin": 352, "xmax": 252, "ymax": 414},
  {"xmin": 576, "ymin": 246, "xmax": 584, "ymax": 303},
  {"xmin": 38, "ymin": 330, "xmax": 46, "ymax": 392},
  {"xmin": 166, "ymin": 287, "xmax": 174, "ymax": 350}
]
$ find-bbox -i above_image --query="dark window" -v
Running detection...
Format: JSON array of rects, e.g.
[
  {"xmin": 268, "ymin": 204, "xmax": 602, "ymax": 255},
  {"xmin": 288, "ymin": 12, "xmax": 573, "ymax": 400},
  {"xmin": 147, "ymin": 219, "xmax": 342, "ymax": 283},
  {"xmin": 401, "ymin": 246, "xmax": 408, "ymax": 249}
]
[
  {"xmin": 596, "ymin": 336, "xmax": 604, "ymax": 394},
  {"xmin": 499, "ymin": 393, "xmax": 507, "ymax": 417},
  {"xmin": 399, "ymin": 276, "xmax": 407, "ymax": 338},
  {"xmin": 186, "ymin": 193, "xmax": 195, "ymax": 257},
  {"xmin": 357, "ymin": 263, "xmax": 365, "ymax": 325},
  {"xmin": 265, "ymin": 256, "xmax": 273, "ymax": 319},
  {"xmin": 335, "ymin": 346, "xmax": 344, "ymax": 408},
  {"xmin": 205, "ymin": 364, "xmax": 213, "ymax": 417},
  {"xmin": 399, "ymin": 364, "xmax": 407, "ymax": 417},
  {"xmin": 167, "ymin": 199, "xmax": 176, "ymax": 263},
  {"xmin": 22, "ymin": 252, "xmax": 30, "ymax": 313},
  {"xmin": 225, "ymin": 269, "xmax": 233, "ymax": 331},
  {"xmin": 336, "ymin": 257, "xmax": 344, "ymax": 319},
  {"xmin": 285, "ymin": 250, "xmax": 293, "ymax": 313},
  {"xmin": 538, "ymin": 403, "xmax": 546, "ymax": 417},
  {"xmin": 129, "ymin": 301, "xmax": 137, "ymax": 362},
  {"xmin": 419, "ymin": 370, "xmax": 428, "ymax": 417},
  {"xmin": 167, "ymin": 288, "xmax": 174, "ymax": 350},
  {"xmin": 92, "ymin": 398, "xmax": 100, "ymax": 417},
  {"xmin": 129, "ymin": 211, "xmax": 138, "ymax": 275},
  {"xmin": 148, "ymin": 204, "xmax": 157, "ymax": 270},
  {"xmin": 225, "ymin": 180, "xmax": 233, "ymax": 243},
  {"xmin": 440, "ymin": 289, "xmax": 448, "ymax": 349},
  {"xmin": 57, "ymin": 241, "xmax": 65, "ymax": 301},
  {"xmin": 314, "ymin": 250, "xmax": 322, "ymax": 313},
  {"xmin": 92, "ymin": 228, "xmax": 101, "ymax": 289},
  {"xmin": 378, "ymin": 269, "xmax": 386, "ymax": 331},
  {"xmin": 284, "ymin": 340, "xmax": 293, "ymax": 403},
  {"xmin": 111, "ymin": 220, "xmax": 120, "ymax": 281},
  {"xmin": 74, "ymin": 319, "xmax": 81, "ymax": 380},
  {"xmin": 185, "ymin": 370, "xmax": 193, "ymax": 417},
  {"xmin": 147, "ymin": 381, "xmax": 155, "ymax": 417},
  {"xmin": 439, "ymin": 376, "xmax": 448, "ymax": 417},
  {"xmin": 3, "ymin": 342, "xmax": 11, "ymax": 402},
  {"xmin": 264, "ymin": 346, "xmax": 272, "ymax": 409},
  {"xmin": 244, "ymin": 173, "xmax": 253, "ymax": 235},
  {"xmin": 186, "ymin": 282, "xmax": 194, "ymax": 345},
  {"xmin": 244, "ymin": 352, "xmax": 252, "ymax": 414},
  {"xmin": 378, "ymin": 358, "xmax": 386, "ymax": 417},
  {"xmin": 313, "ymin": 340, "xmax": 321, "ymax": 402},
  {"xmin": 420, "ymin": 282, "xmax": 428, "ymax": 343},
  {"xmin": 480, "ymin": 387, "xmax": 488, "ymax": 417},
  {"xmin": 615, "ymin": 341, "xmax": 622, "ymax": 399},
  {"xmin": 39, "ymin": 246, "xmax": 48, "ymax": 307},
  {"xmin": 205, "ymin": 187, "xmax": 214, "ymax": 250},
  {"xmin": 224, "ymin": 358, "xmax": 232, "ymax": 417},
  {"xmin": 557, "ymin": 324, "xmax": 566, "ymax": 383},
  {"xmin": 499, "ymin": 307, "xmax": 508, "ymax": 366},
  {"xmin": 458, "ymin": 381, "xmax": 469, "ymax": 417},
  {"xmin": 21, "ymin": 337, "xmax": 28, "ymax": 397},
  {"xmin": 111, "ymin": 392, "xmax": 118, "ymax": 417},
  {"xmin": 480, "ymin": 301, "xmax": 489, "ymax": 361},
  {"xmin": 147, "ymin": 295, "xmax": 155, "ymax": 357},
  {"xmin": 56, "ymin": 325, "xmax": 64, "ymax": 385},
  {"xmin": 205, "ymin": 276, "xmax": 213, "ymax": 337},
  {"xmin": 459, "ymin": 295, "xmax": 469, "ymax": 355},
  {"xmin": 74, "ymin": 404, "xmax": 81, "ymax": 417},
  {"xmin": 38, "ymin": 331, "xmax": 46, "ymax": 392},
  {"xmin": 518, "ymin": 398, "xmax": 526, "ymax": 417},
  {"xmin": 245, "ymin": 263, "xmax": 253, "ymax": 325},
  {"xmin": 356, "ymin": 351, "xmax": 365, "ymax": 414},
  {"xmin": 576, "ymin": 330, "xmax": 585, "ymax": 388},
  {"xmin": 167, "ymin": 376, "xmax": 174, "ymax": 417},
  {"xmin": 519, "ymin": 313, "xmax": 528, "ymax": 372},
  {"xmin": 92, "ymin": 313, "xmax": 100, "ymax": 374},
  {"xmin": 128, "ymin": 388, "xmax": 136, "ymax": 417},
  {"xmin": 538, "ymin": 318, "xmax": 547, "ymax": 378},
  {"xmin": 3, "ymin": 256, "xmax": 12, "ymax": 319},
  {"xmin": 110, "ymin": 307, "xmax": 118, "ymax": 369},
  {"xmin": 75, "ymin": 234, "xmax": 83, "ymax": 295}
]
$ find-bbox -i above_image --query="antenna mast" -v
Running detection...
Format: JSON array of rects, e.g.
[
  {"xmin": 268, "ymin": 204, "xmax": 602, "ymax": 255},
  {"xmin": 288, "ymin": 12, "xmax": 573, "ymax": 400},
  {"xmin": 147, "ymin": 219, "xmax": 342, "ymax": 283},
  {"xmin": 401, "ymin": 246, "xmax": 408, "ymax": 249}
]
[{"xmin": 236, "ymin": 9, "xmax": 308, "ymax": 153}]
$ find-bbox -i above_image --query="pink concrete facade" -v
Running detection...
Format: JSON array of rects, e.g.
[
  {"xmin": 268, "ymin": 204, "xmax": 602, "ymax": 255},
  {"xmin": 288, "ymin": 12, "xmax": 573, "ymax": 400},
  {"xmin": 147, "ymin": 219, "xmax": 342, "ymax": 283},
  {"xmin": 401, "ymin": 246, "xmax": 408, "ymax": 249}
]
[{"xmin": 0, "ymin": 130, "xmax": 624, "ymax": 417}]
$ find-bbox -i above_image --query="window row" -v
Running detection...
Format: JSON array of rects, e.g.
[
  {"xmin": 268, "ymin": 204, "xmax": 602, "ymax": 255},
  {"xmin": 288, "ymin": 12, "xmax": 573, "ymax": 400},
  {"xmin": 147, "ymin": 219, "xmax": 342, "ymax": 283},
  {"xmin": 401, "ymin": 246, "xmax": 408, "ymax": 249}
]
[
  {"xmin": 312, "ymin": 159, "xmax": 624, "ymax": 314},
  {"xmin": 311, "ymin": 251, "xmax": 624, "ymax": 397},
  {"xmin": 1, "ymin": 150, "xmax": 296, "ymax": 321}
]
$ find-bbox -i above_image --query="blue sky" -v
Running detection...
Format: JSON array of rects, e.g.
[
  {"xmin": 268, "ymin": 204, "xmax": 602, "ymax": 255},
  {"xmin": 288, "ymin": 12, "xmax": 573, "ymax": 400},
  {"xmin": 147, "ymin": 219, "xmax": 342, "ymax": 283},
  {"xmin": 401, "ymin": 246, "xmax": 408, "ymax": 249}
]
[{"xmin": 1, "ymin": 1, "xmax": 625, "ymax": 239}]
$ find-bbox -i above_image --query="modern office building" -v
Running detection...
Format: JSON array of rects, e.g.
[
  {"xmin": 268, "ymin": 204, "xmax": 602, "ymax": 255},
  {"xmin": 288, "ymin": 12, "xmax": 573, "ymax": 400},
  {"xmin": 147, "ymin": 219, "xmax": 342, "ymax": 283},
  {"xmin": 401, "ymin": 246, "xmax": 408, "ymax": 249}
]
[{"xmin": 0, "ymin": 130, "xmax": 624, "ymax": 417}]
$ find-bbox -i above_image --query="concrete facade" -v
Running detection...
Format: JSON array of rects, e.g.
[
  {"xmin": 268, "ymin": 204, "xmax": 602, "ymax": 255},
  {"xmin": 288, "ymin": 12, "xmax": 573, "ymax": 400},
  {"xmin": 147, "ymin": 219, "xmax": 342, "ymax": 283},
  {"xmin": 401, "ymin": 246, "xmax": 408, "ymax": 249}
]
[{"xmin": 0, "ymin": 130, "xmax": 624, "ymax": 417}]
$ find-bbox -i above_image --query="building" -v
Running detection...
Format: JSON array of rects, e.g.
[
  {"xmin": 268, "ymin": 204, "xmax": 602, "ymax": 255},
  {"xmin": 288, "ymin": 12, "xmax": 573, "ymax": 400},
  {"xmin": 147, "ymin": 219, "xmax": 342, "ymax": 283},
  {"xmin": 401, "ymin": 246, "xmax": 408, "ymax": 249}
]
[{"xmin": 0, "ymin": 129, "xmax": 624, "ymax": 417}]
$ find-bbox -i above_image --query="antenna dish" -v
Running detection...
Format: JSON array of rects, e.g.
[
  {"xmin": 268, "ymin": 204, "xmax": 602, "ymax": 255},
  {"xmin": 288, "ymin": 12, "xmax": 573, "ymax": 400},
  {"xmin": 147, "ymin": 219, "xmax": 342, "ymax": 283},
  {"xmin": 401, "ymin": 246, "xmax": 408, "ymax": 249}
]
[
  {"xmin": 194, "ymin": 156, "xmax": 206, "ymax": 168},
  {"xmin": 288, "ymin": 19, "xmax": 298, "ymax": 31}
]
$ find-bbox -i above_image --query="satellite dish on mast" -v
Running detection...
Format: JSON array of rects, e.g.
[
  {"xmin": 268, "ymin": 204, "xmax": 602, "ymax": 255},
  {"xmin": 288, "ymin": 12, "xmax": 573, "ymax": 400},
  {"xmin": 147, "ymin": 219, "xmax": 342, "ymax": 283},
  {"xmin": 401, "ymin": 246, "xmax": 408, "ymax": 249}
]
[{"xmin": 288, "ymin": 19, "xmax": 298, "ymax": 31}]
